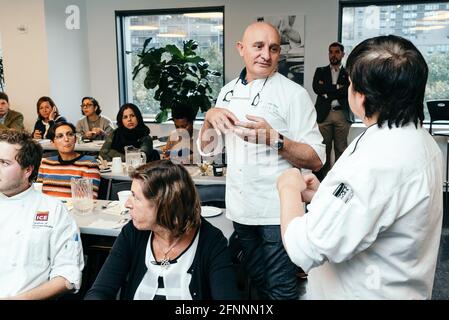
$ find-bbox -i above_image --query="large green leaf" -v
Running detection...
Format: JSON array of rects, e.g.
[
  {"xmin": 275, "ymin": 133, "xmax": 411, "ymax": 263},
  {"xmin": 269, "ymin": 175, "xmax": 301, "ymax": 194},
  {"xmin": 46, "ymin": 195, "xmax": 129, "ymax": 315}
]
[
  {"xmin": 183, "ymin": 40, "xmax": 198, "ymax": 56},
  {"xmin": 210, "ymin": 70, "xmax": 221, "ymax": 77},
  {"xmin": 165, "ymin": 45, "xmax": 183, "ymax": 59},
  {"xmin": 155, "ymin": 109, "xmax": 169, "ymax": 123},
  {"xmin": 142, "ymin": 37, "xmax": 153, "ymax": 53},
  {"xmin": 166, "ymin": 65, "xmax": 181, "ymax": 77},
  {"xmin": 181, "ymin": 79, "xmax": 197, "ymax": 90},
  {"xmin": 186, "ymin": 56, "xmax": 203, "ymax": 64}
]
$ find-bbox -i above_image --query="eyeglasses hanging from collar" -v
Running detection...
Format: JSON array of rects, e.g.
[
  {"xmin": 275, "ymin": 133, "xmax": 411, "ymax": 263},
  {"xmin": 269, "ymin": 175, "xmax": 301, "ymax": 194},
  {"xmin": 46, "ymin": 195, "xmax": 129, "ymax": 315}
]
[{"xmin": 222, "ymin": 77, "xmax": 269, "ymax": 107}]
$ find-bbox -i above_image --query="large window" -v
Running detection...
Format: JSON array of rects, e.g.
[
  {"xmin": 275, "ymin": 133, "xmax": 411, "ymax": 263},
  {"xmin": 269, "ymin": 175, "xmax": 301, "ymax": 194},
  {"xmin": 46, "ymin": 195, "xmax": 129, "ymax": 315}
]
[
  {"xmin": 340, "ymin": 1, "xmax": 449, "ymax": 121},
  {"xmin": 116, "ymin": 7, "xmax": 224, "ymax": 119}
]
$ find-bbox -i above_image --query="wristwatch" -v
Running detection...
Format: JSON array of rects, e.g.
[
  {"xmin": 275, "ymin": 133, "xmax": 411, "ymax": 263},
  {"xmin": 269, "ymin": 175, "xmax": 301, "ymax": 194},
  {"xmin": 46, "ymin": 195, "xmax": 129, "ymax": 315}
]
[{"xmin": 271, "ymin": 132, "xmax": 284, "ymax": 151}]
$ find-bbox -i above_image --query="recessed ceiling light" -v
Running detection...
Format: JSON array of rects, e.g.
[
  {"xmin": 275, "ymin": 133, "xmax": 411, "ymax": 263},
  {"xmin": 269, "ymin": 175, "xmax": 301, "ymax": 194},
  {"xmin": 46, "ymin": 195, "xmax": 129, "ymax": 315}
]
[{"xmin": 129, "ymin": 25, "xmax": 158, "ymax": 31}]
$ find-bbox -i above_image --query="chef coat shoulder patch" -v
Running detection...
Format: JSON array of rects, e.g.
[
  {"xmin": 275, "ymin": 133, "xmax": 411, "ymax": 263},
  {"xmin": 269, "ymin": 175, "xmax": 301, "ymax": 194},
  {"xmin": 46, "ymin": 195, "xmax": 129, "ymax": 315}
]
[{"xmin": 333, "ymin": 183, "xmax": 353, "ymax": 204}]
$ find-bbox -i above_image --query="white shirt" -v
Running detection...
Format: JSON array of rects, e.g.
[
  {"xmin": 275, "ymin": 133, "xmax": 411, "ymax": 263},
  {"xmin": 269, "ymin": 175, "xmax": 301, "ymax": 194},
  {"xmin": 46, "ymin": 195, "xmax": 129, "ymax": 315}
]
[
  {"xmin": 134, "ymin": 231, "xmax": 199, "ymax": 300},
  {"xmin": 0, "ymin": 187, "xmax": 84, "ymax": 297},
  {"xmin": 330, "ymin": 65, "xmax": 341, "ymax": 108},
  {"xmin": 198, "ymin": 72, "xmax": 325, "ymax": 225},
  {"xmin": 284, "ymin": 124, "xmax": 443, "ymax": 299}
]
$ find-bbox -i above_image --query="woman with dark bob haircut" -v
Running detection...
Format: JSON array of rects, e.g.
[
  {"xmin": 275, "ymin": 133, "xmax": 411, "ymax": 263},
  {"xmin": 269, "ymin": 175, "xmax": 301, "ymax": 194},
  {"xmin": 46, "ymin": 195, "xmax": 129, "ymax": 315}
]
[
  {"xmin": 85, "ymin": 160, "xmax": 240, "ymax": 300},
  {"xmin": 276, "ymin": 35, "xmax": 442, "ymax": 299},
  {"xmin": 37, "ymin": 121, "xmax": 101, "ymax": 198},
  {"xmin": 76, "ymin": 97, "xmax": 114, "ymax": 141},
  {"xmin": 99, "ymin": 103, "xmax": 159, "ymax": 162}
]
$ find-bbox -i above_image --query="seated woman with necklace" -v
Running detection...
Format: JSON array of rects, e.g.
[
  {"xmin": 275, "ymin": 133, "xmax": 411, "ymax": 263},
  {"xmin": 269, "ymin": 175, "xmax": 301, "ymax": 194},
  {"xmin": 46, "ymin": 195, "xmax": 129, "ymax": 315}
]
[
  {"xmin": 99, "ymin": 103, "xmax": 159, "ymax": 162},
  {"xmin": 85, "ymin": 160, "xmax": 240, "ymax": 300}
]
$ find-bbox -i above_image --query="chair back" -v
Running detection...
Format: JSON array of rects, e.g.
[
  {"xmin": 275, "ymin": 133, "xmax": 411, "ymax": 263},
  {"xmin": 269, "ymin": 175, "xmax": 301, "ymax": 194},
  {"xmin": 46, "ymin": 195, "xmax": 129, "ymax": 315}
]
[
  {"xmin": 109, "ymin": 181, "xmax": 132, "ymax": 200},
  {"xmin": 427, "ymin": 100, "xmax": 449, "ymax": 134},
  {"xmin": 196, "ymin": 184, "xmax": 226, "ymax": 208}
]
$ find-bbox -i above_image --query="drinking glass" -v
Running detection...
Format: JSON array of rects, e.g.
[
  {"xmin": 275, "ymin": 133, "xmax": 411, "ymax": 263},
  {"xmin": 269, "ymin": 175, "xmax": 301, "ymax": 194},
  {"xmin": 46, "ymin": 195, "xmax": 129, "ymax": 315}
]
[{"xmin": 71, "ymin": 177, "xmax": 94, "ymax": 214}]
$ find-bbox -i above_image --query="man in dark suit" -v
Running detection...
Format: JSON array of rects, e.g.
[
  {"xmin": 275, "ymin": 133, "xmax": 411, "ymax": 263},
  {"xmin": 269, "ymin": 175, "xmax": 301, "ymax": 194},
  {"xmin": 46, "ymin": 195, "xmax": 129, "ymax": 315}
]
[{"xmin": 312, "ymin": 42, "xmax": 353, "ymax": 180}]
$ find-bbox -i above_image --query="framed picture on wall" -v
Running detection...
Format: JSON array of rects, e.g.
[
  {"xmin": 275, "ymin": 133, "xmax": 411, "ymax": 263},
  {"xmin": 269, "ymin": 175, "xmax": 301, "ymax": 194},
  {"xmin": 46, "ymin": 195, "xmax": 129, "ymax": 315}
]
[{"xmin": 256, "ymin": 15, "xmax": 305, "ymax": 85}]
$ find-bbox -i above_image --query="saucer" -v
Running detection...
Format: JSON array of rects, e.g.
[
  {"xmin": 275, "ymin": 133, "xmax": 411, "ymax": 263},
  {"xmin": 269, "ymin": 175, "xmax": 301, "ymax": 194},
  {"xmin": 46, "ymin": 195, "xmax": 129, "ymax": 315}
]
[{"xmin": 201, "ymin": 206, "xmax": 222, "ymax": 217}]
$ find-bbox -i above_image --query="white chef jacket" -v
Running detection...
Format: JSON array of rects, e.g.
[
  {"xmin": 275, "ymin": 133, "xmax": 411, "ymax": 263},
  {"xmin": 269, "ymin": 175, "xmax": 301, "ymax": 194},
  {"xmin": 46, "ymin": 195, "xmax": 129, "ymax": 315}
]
[
  {"xmin": 0, "ymin": 187, "xmax": 84, "ymax": 297},
  {"xmin": 284, "ymin": 123, "xmax": 443, "ymax": 299},
  {"xmin": 198, "ymin": 71, "xmax": 325, "ymax": 225}
]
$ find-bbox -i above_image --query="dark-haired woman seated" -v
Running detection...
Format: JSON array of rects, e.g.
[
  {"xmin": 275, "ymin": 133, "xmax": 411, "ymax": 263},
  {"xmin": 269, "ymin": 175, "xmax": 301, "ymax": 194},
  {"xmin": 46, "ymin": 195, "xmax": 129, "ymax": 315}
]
[
  {"xmin": 99, "ymin": 103, "xmax": 159, "ymax": 162},
  {"xmin": 85, "ymin": 160, "xmax": 240, "ymax": 300},
  {"xmin": 37, "ymin": 121, "xmax": 101, "ymax": 198}
]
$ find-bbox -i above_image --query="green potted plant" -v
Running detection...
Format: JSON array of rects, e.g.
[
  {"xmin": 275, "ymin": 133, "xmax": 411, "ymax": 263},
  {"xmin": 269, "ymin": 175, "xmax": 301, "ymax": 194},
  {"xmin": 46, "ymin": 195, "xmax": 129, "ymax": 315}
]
[{"xmin": 132, "ymin": 37, "xmax": 221, "ymax": 122}]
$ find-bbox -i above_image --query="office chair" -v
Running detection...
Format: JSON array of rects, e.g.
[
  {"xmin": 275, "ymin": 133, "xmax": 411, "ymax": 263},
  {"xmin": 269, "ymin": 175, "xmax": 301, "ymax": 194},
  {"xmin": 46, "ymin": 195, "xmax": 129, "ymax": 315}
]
[
  {"xmin": 427, "ymin": 100, "xmax": 449, "ymax": 223},
  {"xmin": 108, "ymin": 180, "xmax": 132, "ymax": 200},
  {"xmin": 196, "ymin": 184, "xmax": 226, "ymax": 208}
]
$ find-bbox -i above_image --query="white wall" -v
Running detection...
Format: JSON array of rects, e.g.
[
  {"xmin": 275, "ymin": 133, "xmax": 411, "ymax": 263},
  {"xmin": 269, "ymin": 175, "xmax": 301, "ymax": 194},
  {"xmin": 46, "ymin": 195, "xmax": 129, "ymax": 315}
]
[
  {"xmin": 44, "ymin": 0, "xmax": 91, "ymax": 125},
  {"xmin": 0, "ymin": 0, "xmax": 51, "ymax": 130}
]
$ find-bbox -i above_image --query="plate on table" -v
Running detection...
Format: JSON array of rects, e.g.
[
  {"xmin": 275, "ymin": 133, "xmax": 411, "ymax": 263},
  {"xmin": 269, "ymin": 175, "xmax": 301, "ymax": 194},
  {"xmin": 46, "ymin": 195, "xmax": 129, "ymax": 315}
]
[
  {"xmin": 153, "ymin": 140, "xmax": 167, "ymax": 148},
  {"xmin": 201, "ymin": 206, "xmax": 222, "ymax": 218},
  {"xmin": 94, "ymin": 140, "xmax": 105, "ymax": 146}
]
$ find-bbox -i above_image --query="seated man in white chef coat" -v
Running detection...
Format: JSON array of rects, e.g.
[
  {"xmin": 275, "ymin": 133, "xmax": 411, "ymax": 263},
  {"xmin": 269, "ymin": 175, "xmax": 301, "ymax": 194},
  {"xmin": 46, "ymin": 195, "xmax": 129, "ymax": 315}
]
[
  {"xmin": 0, "ymin": 129, "xmax": 84, "ymax": 299},
  {"xmin": 277, "ymin": 35, "xmax": 443, "ymax": 299}
]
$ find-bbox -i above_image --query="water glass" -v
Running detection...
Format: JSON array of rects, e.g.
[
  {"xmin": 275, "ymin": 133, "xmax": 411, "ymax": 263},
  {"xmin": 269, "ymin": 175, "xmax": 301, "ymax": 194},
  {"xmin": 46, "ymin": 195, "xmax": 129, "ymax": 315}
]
[
  {"xmin": 76, "ymin": 133, "xmax": 83, "ymax": 144},
  {"xmin": 71, "ymin": 177, "xmax": 94, "ymax": 214}
]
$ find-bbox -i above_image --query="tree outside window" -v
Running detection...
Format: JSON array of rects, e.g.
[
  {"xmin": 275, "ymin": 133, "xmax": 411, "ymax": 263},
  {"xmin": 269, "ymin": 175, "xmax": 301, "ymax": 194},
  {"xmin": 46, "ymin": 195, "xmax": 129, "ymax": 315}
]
[{"xmin": 341, "ymin": 2, "xmax": 449, "ymax": 121}]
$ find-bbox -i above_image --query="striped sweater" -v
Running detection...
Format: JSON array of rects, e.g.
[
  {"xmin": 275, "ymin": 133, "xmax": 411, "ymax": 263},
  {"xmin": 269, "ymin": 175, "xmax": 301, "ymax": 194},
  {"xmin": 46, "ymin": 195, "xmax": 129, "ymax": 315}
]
[{"xmin": 37, "ymin": 154, "xmax": 101, "ymax": 199}]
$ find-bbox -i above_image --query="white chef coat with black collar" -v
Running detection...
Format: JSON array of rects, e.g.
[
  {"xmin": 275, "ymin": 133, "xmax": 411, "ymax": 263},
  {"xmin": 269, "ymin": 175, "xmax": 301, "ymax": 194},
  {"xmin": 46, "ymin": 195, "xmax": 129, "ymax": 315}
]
[
  {"xmin": 199, "ymin": 71, "xmax": 325, "ymax": 225},
  {"xmin": 284, "ymin": 123, "xmax": 443, "ymax": 299},
  {"xmin": 0, "ymin": 187, "xmax": 84, "ymax": 297}
]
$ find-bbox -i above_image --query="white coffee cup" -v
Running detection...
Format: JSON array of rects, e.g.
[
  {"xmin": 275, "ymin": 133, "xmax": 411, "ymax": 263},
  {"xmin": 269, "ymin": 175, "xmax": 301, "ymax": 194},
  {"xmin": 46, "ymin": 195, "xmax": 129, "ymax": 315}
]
[
  {"xmin": 117, "ymin": 190, "xmax": 132, "ymax": 212},
  {"xmin": 33, "ymin": 182, "xmax": 43, "ymax": 192},
  {"xmin": 111, "ymin": 157, "xmax": 123, "ymax": 174}
]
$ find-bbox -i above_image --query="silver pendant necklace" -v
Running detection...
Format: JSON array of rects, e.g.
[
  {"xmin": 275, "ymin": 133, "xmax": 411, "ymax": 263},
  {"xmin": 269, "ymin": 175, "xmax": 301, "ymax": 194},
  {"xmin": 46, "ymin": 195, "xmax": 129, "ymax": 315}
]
[{"xmin": 154, "ymin": 235, "xmax": 181, "ymax": 269}]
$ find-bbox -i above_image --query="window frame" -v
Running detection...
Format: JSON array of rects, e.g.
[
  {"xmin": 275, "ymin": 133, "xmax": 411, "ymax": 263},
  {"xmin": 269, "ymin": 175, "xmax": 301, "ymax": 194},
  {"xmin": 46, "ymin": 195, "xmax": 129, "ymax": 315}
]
[{"xmin": 115, "ymin": 6, "xmax": 225, "ymax": 121}]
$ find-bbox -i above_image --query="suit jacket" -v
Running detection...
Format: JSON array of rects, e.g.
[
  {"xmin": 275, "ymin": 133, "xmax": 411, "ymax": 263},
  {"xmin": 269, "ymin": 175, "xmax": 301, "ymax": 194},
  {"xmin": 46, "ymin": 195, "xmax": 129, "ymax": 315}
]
[
  {"xmin": 0, "ymin": 109, "xmax": 25, "ymax": 131},
  {"xmin": 312, "ymin": 65, "xmax": 354, "ymax": 123}
]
